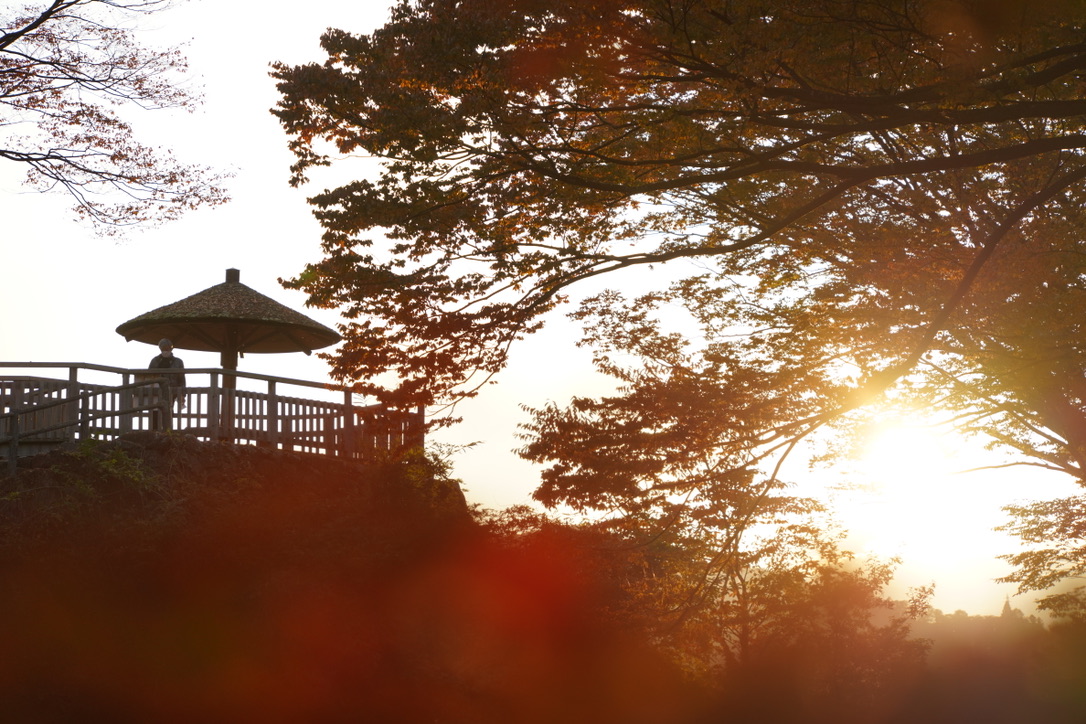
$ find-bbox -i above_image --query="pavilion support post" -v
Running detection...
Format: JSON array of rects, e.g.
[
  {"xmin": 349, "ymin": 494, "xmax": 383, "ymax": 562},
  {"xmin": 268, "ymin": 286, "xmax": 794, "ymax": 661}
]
[
  {"xmin": 221, "ymin": 349, "xmax": 238, "ymax": 377},
  {"xmin": 220, "ymin": 325, "xmax": 239, "ymax": 442},
  {"xmin": 220, "ymin": 370, "xmax": 237, "ymax": 441}
]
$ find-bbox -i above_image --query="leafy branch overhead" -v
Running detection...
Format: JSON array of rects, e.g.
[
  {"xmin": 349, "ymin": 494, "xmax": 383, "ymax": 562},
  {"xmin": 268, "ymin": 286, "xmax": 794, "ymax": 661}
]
[
  {"xmin": 0, "ymin": 0, "xmax": 229, "ymax": 231},
  {"xmin": 274, "ymin": 0, "xmax": 1086, "ymax": 409}
]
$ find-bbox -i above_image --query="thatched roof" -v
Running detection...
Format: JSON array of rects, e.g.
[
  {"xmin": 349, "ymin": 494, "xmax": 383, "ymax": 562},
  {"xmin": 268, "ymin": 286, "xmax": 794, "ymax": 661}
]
[{"xmin": 116, "ymin": 269, "xmax": 341, "ymax": 358}]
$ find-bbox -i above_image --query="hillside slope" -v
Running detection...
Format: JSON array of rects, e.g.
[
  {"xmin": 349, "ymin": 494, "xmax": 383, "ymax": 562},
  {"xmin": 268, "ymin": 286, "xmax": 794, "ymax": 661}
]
[
  {"xmin": 0, "ymin": 434, "xmax": 697, "ymax": 724},
  {"xmin": 1, "ymin": 431, "xmax": 467, "ymax": 544}
]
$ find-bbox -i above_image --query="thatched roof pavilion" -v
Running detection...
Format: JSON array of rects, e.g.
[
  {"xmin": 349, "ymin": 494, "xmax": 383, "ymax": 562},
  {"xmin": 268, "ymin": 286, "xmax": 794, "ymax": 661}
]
[{"xmin": 116, "ymin": 268, "xmax": 341, "ymax": 370}]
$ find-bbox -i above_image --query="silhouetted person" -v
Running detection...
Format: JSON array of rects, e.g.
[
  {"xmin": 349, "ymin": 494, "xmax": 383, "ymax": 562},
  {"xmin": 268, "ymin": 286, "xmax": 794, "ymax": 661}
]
[{"xmin": 149, "ymin": 338, "xmax": 186, "ymax": 429}]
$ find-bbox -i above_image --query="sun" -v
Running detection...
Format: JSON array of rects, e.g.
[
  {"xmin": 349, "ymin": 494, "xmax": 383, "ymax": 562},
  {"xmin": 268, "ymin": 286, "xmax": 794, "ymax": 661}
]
[
  {"xmin": 862, "ymin": 421, "xmax": 954, "ymax": 489},
  {"xmin": 819, "ymin": 414, "xmax": 1086, "ymax": 614},
  {"xmin": 846, "ymin": 422, "xmax": 958, "ymax": 553},
  {"xmin": 829, "ymin": 418, "xmax": 1012, "ymax": 582}
]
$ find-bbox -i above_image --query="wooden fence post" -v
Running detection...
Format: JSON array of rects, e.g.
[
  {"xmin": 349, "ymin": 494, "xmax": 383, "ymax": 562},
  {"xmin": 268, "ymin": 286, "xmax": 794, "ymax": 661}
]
[
  {"xmin": 79, "ymin": 393, "xmax": 91, "ymax": 440},
  {"xmin": 120, "ymin": 372, "xmax": 133, "ymax": 434},
  {"xmin": 209, "ymin": 372, "xmax": 220, "ymax": 440},
  {"xmin": 342, "ymin": 390, "xmax": 356, "ymax": 459},
  {"xmin": 9, "ymin": 382, "xmax": 24, "ymax": 470},
  {"xmin": 66, "ymin": 366, "xmax": 83, "ymax": 441},
  {"xmin": 5, "ymin": 413, "xmax": 17, "ymax": 476},
  {"xmin": 0, "ymin": 365, "xmax": 427, "ymax": 465},
  {"xmin": 159, "ymin": 380, "xmax": 171, "ymax": 431},
  {"xmin": 409, "ymin": 405, "xmax": 426, "ymax": 450},
  {"xmin": 268, "ymin": 380, "xmax": 279, "ymax": 449}
]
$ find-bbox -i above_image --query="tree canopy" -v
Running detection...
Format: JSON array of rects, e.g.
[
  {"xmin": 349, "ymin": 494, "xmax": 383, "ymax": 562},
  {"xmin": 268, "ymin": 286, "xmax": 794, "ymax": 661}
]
[
  {"xmin": 274, "ymin": 0, "xmax": 1086, "ymax": 404},
  {"xmin": 515, "ymin": 279, "xmax": 931, "ymax": 685},
  {"xmin": 1, "ymin": 0, "xmax": 228, "ymax": 231},
  {"xmin": 275, "ymin": 0, "xmax": 1086, "ymax": 610}
]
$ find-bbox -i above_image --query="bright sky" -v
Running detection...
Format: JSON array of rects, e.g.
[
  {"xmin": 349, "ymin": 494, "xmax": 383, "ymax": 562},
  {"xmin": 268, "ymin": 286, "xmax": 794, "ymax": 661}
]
[
  {"xmin": 2, "ymin": 0, "xmax": 1080, "ymax": 616},
  {"xmin": 817, "ymin": 421, "xmax": 1079, "ymax": 615},
  {"xmin": 0, "ymin": 0, "xmax": 599, "ymax": 525}
]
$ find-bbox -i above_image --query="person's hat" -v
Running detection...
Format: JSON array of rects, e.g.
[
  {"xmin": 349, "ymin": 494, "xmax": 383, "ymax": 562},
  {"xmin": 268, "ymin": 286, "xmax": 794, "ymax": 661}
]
[{"xmin": 158, "ymin": 338, "xmax": 174, "ymax": 350}]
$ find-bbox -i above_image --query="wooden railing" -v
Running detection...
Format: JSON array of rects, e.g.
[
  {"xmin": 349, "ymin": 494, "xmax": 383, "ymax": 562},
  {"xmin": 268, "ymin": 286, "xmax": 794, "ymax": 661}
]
[{"xmin": 1, "ymin": 363, "xmax": 424, "ymax": 474}]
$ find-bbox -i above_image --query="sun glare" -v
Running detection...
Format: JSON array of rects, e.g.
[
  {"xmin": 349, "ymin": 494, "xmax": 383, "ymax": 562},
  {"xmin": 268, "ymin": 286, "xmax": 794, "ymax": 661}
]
[
  {"xmin": 864, "ymin": 422, "xmax": 953, "ymax": 486},
  {"xmin": 846, "ymin": 422, "xmax": 958, "ymax": 552},
  {"xmin": 827, "ymin": 418, "xmax": 1027, "ymax": 610}
]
